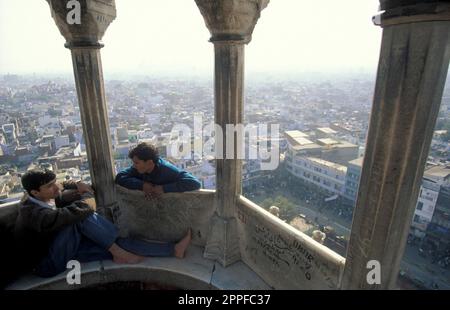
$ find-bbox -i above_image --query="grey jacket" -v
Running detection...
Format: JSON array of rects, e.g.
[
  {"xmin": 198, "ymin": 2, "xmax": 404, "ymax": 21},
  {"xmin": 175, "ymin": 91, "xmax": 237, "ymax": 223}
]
[{"xmin": 13, "ymin": 185, "xmax": 96, "ymax": 272}]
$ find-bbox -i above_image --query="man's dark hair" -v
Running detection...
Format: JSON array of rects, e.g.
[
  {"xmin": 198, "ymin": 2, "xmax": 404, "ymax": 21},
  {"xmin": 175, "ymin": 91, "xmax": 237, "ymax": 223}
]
[
  {"xmin": 128, "ymin": 142, "xmax": 159, "ymax": 162},
  {"xmin": 21, "ymin": 169, "xmax": 56, "ymax": 196}
]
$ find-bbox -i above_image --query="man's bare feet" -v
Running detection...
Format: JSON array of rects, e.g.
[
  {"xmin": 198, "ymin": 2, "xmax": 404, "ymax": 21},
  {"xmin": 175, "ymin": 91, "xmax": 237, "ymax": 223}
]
[
  {"xmin": 108, "ymin": 243, "xmax": 145, "ymax": 264},
  {"xmin": 174, "ymin": 229, "xmax": 192, "ymax": 259}
]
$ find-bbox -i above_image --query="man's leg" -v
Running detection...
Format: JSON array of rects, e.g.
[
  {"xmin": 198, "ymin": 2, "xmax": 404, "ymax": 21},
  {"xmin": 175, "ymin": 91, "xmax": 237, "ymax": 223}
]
[
  {"xmin": 73, "ymin": 214, "xmax": 190, "ymax": 259},
  {"xmin": 76, "ymin": 213, "xmax": 176, "ymax": 257},
  {"xmin": 73, "ymin": 238, "xmax": 113, "ymax": 262},
  {"xmin": 116, "ymin": 238, "xmax": 175, "ymax": 257},
  {"xmin": 34, "ymin": 224, "xmax": 82, "ymax": 277},
  {"xmin": 75, "ymin": 213, "xmax": 118, "ymax": 250},
  {"xmin": 75, "ymin": 213, "xmax": 144, "ymax": 264},
  {"xmin": 117, "ymin": 229, "xmax": 193, "ymax": 258}
]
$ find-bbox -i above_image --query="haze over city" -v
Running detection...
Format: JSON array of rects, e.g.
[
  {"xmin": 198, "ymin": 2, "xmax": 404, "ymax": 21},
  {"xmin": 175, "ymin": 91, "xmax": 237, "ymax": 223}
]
[
  {"xmin": 0, "ymin": 0, "xmax": 381, "ymax": 76},
  {"xmin": 1, "ymin": 0, "xmax": 449, "ymax": 292}
]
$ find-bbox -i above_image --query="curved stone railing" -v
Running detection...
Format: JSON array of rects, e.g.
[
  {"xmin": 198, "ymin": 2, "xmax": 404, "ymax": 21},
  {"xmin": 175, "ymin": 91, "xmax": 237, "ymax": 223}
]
[
  {"xmin": 4, "ymin": 188, "xmax": 346, "ymax": 290},
  {"xmin": 113, "ymin": 186, "xmax": 216, "ymax": 246},
  {"xmin": 236, "ymin": 195, "xmax": 346, "ymax": 290}
]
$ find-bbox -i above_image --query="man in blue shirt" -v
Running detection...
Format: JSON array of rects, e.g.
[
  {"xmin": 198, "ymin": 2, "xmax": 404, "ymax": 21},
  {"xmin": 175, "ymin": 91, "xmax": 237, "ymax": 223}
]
[{"xmin": 115, "ymin": 142, "xmax": 201, "ymax": 199}]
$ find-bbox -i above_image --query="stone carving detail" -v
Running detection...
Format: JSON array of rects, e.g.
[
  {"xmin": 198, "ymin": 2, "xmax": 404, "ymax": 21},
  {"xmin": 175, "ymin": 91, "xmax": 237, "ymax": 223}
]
[
  {"xmin": 46, "ymin": 0, "xmax": 116, "ymax": 46},
  {"xmin": 237, "ymin": 204, "xmax": 344, "ymax": 289},
  {"xmin": 195, "ymin": 0, "xmax": 269, "ymax": 43},
  {"xmin": 204, "ymin": 214, "xmax": 241, "ymax": 266},
  {"xmin": 115, "ymin": 186, "xmax": 215, "ymax": 246}
]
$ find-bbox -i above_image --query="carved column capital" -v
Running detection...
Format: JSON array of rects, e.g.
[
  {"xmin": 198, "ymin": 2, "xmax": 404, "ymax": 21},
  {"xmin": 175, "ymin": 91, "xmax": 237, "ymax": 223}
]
[
  {"xmin": 195, "ymin": 0, "xmax": 269, "ymax": 43},
  {"xmin": 374, "ymin": 0, "xmax": 450, "ymax": 27},
  {"xmin": 46, "ymin": 0, "xmax": 116, "ymax": 48}
]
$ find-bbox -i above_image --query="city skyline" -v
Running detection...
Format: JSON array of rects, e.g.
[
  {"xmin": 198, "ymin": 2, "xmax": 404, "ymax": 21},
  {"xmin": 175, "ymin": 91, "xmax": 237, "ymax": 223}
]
[
  {"xmin": 2, "ymin": 1, "xmax": 449, "ymax": 291},
  {"xmin": 0, "ymin": 0, "xmax": 381, "ymax": 75},
  {"xmin": 1, "ymin": 73, "xmax": 449, "ymax": 289}
]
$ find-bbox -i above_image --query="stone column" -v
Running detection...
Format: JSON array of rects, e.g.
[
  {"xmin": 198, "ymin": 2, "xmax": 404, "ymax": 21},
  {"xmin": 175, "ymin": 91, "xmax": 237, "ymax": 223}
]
[
  {"xmin": 46, "ymin": 0, "xmax": 117, "ymax": 218},
  {"xmin": 195, "ymin": 0, "xmax": 269, "ymax": 266},
  {"xmin": 342, "ymin": 1, "xmax": 450, "ymax": 289}
]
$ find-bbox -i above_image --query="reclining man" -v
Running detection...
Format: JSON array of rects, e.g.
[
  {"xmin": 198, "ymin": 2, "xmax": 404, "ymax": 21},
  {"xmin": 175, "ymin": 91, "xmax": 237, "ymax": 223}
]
[
  {"xmin": 14, "ymin": 169, "xmax": 191, "ymax": 278},
  {"xmin": 115, "ymin": 142, "xmax": 201, "ymax": 198}
]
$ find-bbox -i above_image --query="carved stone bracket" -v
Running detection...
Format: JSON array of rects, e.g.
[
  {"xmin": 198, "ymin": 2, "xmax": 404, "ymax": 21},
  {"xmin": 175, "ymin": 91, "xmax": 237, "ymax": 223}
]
[
  {"xmin": 195, "ymin": 0, "xmax": 269, "ymax": 43},
  {"xmin": 375, "ymin": 1, "xmax": 450, "ymax": 27},
  {"xmin": 46, "ymin": 0, "xmax": 116, "ymax": 47},
  {"xmin": 204, "ymin": 214, "xmax": 241, "ymax": 266}
]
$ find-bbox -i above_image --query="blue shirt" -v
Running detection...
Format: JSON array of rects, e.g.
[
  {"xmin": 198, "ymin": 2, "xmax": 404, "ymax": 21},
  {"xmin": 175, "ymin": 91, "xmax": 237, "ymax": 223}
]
[
  {"xmin": 115, "ymin": 158, "xmax": 201, "ymax": 193},
  {"xmin": 28, "ymin": 196, "xmax": 55, "ymax": 209}
]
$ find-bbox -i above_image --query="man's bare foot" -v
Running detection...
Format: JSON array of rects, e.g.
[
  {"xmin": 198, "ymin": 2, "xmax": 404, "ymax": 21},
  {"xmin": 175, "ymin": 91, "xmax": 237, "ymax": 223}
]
[
  {"xmin": 174, "ymin": 229, "xmax": 192, "ymax": 259},
  {"xmin": 109, "ymin": 243, "xmax": 145, "ymax": 264}
]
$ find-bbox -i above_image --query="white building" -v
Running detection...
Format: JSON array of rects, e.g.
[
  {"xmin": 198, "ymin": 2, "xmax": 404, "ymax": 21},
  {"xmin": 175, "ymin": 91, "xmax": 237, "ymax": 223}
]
[
  {"xmin": 410, "ymin": 166, "xmax": 450, "ymax": 238},
  {"xmin": 54, "ymin": 135, "xmax": 70, "ymax": 150},
  {"xmin": 2, "ymin": 123, "xmax": 16, "ymax": 144},
  {"xmin": 411, "ymin": 179, "xmax": 441, "ymax": 238},
  {"xmin": 286, "ymin": 156, "xmax": 347, "ymax": 195},
  {"xmin": 114, "ymin": 142, "xmax": 132, "ymax": 158},
  {"xmin": 422, "ymin": 165, "xmax": 450, "ymax": 186},
  {"xmin": 115, "ymin": 127, "xmax": 128, "ymax": 143},
  {"xmin": 316, "ymin": 127, "xmax": 338, "ymax": 139}
]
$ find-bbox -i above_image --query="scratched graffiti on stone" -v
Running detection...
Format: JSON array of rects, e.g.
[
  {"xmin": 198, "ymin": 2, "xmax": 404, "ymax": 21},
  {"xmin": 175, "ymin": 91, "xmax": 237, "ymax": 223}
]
[
  {"xmin": 247, "ymin": 218, "xmax": 317, "ymax": 281},
  {"xmin": 115, "ymin": 186, "xmax": 215, "ymax": 246},
  {"xmin": 238, "ymin": 205, "xmax": 340, "ymax": 288}
]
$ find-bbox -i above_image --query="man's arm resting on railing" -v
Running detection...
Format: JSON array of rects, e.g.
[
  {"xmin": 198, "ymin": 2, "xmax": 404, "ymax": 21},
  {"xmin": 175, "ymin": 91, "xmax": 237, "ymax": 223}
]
[{"xmin": 115, "ymin": 167, "xmax": 144, "ymax": 190}]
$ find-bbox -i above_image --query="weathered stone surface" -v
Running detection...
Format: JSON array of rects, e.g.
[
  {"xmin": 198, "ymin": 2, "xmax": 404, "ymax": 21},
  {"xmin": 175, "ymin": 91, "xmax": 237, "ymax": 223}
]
[
  {"xmin": 114, "ymin": 186, "xmax": 215, "ymax": 245},
  {"xmin": 380, "ymin": 0, "xmax": 446, "ymax": 11},
  {"xmin": 47, "ymin": 0, "xmax": 118, "ymax": 217},
  {"xmin": 70, "ymin": 48, "xmax": 117, "ymax": 217},
  {"xmin": 8, "ymin": 245, "xmax": 270, "ymax": 290},
  {"xmin": 203, "ymin": 44, "xmax": 244, "ymax": 266},
  {"xmin": 46, "ymin": 0, "xmax": 116, "ymax": 46},
  {"xmin": 197, "ymin": 1, "xmax": 269, "ymax": 267},
  {"xmin": 237, "ymin": 196, "xmax": 345, "ymax": 290},
  {"xmin": 211, "ymin": 259, "xmax": 271, "ymax": 290},
  {"xmin": 195, "ymin": 0, "xmax": 269, "ymax": 43},
  {"xmin": 213, "ymin": 44, "xmax": 244, "ymax": 219},
  {"xmin": 378, "ymin": 1, "xmax": 450, "ymax": 27},
  {"xmin": 342, "ymin": 21, "xmax": 450, "ymax": 289},
  {"xmin": 204, "ymin": 214, "xmax": 241, "ymax": 266}
]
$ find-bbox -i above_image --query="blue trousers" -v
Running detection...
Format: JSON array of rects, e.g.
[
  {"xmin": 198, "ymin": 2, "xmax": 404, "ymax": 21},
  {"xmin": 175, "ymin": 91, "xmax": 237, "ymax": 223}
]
[{"xmin": 35, "ymin": 213, "xmax": 175, "ymax": 277}]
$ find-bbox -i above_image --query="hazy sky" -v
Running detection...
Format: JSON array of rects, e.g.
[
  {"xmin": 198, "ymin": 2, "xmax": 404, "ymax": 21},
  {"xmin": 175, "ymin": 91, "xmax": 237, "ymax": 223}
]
[{"xmin": 0, "ymin": 0, "xmax": 382, "ymax": 76}]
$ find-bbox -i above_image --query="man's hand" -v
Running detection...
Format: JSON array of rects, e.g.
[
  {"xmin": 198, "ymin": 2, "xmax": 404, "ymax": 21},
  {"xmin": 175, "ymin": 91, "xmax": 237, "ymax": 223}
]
[
  {"xmin": 76, "ymin": 181, "xmax": 94, "ymax": 194},
  {"xmin": 143, "ymin": 182, "xmax": 164, "ymax": 200}
]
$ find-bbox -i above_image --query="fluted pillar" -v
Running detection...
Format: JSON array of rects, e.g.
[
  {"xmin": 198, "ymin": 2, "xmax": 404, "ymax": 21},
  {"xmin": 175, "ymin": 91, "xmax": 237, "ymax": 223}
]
[
  {"xmin": 342, "ymin": 1, "xmax": 450, "ymax": 289},
  {"xmin": 46, "ymin": 0, "xmax": 117, "ymax": 219},
  {"xmin": 195, "ymin": 0, "xmax": 269, "ymax": 266}
]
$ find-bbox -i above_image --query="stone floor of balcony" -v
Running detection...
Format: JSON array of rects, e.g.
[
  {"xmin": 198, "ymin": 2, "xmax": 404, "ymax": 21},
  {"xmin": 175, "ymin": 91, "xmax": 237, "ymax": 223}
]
[{"xmin": 6, "ymin": 244, "xmax": 271, "ymax": 290}]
